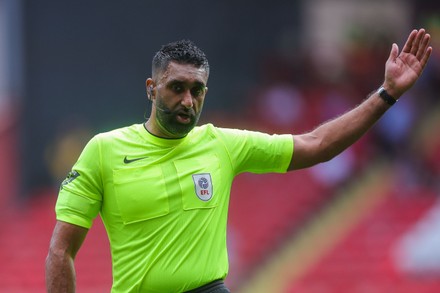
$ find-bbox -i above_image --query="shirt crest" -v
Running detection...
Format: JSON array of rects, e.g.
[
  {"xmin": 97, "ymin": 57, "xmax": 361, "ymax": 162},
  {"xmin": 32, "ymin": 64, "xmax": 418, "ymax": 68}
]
[{"xmin": 192, "ymin": 173, "xmax": 213, "ymax": 201}]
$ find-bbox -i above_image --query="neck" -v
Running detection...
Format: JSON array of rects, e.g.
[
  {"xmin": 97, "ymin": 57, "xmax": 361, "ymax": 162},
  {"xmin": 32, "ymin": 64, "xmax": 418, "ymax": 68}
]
[{"xmin": 144, "ymin": 119, "xmax": 187, "ymax": 139}]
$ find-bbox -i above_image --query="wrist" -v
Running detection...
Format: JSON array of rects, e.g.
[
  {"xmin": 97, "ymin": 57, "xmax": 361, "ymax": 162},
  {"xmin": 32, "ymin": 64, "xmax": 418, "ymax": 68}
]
[
  {"xmin": 381, "ymin": 82, "xmax": 402, "ymax": 99},
  {"xmin": 377, "ymin": 86, "xmax": 397, "ymax": 106}
]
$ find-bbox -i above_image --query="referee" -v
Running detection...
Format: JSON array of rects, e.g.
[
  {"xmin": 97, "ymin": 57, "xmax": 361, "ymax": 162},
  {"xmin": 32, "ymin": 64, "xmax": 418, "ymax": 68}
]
[{"xmin": 46, "ymin": 29, "xmax": 431, "ymax": 292}]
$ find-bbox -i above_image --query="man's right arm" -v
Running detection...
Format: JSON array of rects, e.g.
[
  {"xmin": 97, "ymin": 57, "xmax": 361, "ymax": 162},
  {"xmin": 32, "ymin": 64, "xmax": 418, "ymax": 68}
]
[{"xmin": 46, "ymin": 220, "xmax": 89, "ymax": 293}]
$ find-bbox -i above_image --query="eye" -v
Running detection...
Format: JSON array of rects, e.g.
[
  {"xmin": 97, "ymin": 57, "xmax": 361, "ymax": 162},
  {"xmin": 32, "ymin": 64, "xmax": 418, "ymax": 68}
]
[
  {"xmin": 191, "ymin": 86, "xmax": 205, "ymax": 97},
  {"xmin": 171, "ymin": 83, "xmax": 184, "ymax": 93}
]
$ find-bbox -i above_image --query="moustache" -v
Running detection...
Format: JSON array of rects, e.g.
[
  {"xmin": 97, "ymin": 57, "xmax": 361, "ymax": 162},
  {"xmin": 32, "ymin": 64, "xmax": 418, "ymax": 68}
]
[{"xmin": 156, "ymin": 105, "xmax": 196, "ymax": 117}]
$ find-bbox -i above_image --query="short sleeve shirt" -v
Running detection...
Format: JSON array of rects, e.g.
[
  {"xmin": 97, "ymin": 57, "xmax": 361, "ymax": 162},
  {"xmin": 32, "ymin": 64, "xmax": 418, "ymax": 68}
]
[{"xmin": 56, "ymin": 123, "xmax": 293, "ymax": 292}]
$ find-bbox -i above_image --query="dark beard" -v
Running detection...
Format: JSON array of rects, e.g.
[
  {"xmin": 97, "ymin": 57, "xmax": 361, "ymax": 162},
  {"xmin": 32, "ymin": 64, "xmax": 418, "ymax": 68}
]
[{"xmin": 155, "ymin": 99, "xmax": 201, "ymax": 138}]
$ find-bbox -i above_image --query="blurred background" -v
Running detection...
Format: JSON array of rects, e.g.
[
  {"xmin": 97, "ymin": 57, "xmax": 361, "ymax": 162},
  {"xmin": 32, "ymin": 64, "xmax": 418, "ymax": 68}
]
[{"xmin": 0, "ymin": 0, "xmax": 439, "ymax": 292}]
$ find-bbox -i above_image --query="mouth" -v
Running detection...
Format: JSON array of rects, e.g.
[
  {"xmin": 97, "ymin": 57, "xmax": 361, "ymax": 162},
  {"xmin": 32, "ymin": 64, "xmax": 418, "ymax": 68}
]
[{"xmin": 176, "ymin": 112, "xmax": 192, "ymax": 124}]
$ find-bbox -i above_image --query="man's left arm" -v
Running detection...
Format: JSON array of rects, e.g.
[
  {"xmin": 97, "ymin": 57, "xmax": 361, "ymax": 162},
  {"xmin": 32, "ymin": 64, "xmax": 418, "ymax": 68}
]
[{"xmin": 289, "ymin": 28, "xmax": 432, "ymax": 171}]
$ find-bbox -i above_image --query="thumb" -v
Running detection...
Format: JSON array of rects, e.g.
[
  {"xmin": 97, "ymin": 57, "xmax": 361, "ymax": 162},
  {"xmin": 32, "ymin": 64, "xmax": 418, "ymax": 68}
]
[{"xmin": 387, "ymin": 43, "xmax": 399, "ymax": 62}]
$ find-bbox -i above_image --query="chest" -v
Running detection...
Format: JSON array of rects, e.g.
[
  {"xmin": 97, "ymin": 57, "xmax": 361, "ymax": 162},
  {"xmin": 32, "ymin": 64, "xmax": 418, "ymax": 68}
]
[{"xmin": 103, "ymin": 150, "xmax": 232, "ymax": 225}]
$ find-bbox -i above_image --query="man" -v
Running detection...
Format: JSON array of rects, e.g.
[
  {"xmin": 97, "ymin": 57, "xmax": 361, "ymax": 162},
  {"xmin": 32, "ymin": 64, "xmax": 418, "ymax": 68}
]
[{"xmin": 46, "ymin": 29, "xmax": 432, "ymax": 292}]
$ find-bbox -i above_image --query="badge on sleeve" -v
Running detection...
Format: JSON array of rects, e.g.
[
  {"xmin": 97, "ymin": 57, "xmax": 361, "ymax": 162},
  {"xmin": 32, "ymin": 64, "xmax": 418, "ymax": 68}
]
[
  {"xmin": 60, "ymin": 170, "xmax": 80, "ymax": 189},
  {"xmin": 192, "ymin": 173, "xmax": 213, "ymax": 201}
]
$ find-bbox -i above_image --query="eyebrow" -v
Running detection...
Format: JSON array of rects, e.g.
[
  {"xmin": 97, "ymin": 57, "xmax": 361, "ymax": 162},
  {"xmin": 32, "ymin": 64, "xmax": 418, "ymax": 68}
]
[{"xmin": 167, "ymin": 79, "xmax": 207, "ymax": 88}]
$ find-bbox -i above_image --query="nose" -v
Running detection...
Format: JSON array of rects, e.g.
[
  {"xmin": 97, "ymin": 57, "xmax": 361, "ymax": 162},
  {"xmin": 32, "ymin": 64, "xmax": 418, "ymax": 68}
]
[{"xmin": 181, "ymin": 90, "xmax": 194, "ymax": 109}]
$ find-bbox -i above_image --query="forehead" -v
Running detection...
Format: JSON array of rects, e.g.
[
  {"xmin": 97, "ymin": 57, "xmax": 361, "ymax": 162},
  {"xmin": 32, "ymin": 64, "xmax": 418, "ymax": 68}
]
[{"xmin": 158, "ymin": 61, "xmax": 208, "ymax": 85}]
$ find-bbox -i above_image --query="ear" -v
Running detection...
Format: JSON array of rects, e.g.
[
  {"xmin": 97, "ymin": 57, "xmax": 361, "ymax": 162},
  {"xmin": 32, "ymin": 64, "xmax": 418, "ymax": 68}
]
[{"xmin": 146, "ymin": 78, "xmax": 155, "ymax": 100}]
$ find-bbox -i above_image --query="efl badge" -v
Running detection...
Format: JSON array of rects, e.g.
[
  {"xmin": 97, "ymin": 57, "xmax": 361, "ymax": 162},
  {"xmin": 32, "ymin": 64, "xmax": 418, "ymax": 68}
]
[
  {"xmin": 192, "ymin": 173, "xmax": 213, "ymax": 201},
  {"xmin": 60, "ymin": 170, "xmax": 80, "ymax": 190}
]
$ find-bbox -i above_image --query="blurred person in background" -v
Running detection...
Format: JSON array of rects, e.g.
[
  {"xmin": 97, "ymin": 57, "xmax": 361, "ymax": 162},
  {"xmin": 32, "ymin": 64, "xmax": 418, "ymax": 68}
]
[{"xmin": 46, "ymin": 29, "xmax": 431, "ymax": 292}]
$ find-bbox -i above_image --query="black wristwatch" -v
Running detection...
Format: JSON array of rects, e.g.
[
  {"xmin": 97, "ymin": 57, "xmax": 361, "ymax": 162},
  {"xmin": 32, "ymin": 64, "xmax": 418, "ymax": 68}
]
[{"xmin": 377, "ymin": 86, "xmax": 397, "ymax": 106}]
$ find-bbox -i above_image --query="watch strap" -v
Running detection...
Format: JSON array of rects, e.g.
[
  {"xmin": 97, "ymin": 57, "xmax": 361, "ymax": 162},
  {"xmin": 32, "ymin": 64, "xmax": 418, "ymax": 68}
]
[{"xmin": 377, "ymin": 86, "xmax": 397, "ymax": 106}]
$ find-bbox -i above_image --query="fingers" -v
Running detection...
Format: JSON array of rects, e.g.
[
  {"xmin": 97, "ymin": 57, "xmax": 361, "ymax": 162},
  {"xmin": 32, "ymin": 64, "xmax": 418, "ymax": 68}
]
[
  {"xmin": 417, "ymin": 33, "xmax": 431, "ymax": 61},
  {"xmin": 402, "ymin": 29, "xmax": 418, "ymax": 54},
  {"xmin": 403, "ymin": 29, "xmax": 431, "ymax": 57},
  {"xmin": 420, "ymin": 46, "xmax": 433, "ymax": 70},
  {"xmin": 412, "ymin": 29, "xmax": 432, "ymax": 70},
  {"xmin": 401, "ymin": 28, "xmax": 433, "ymax": 68},
  {"xmin": 387, "ymin": 43, "xmax": 399, "ymax": 62},
  {"xmin": 410, "ymin": 29, "xmax": 426, "ymax": 55}
]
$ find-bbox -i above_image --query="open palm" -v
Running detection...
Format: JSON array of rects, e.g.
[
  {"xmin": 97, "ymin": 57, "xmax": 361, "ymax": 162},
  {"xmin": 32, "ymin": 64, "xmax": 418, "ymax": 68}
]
[{"xmin": 384, "ymin": 29, "xmax": 432, "ymax": 98}]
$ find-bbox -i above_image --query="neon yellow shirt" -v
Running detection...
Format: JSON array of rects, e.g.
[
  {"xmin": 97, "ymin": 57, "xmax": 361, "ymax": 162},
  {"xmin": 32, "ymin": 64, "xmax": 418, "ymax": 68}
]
[{"xmin": 56, "ymin": 123, "xmax": 293, "ymax": 292}]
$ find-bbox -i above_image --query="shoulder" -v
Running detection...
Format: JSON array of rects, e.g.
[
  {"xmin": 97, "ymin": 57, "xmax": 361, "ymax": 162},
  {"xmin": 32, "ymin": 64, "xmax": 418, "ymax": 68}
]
[
  {"xmin": 94, "ymin": 124, "xmax": 141, "ymax": 142},
  {"xmin": 192, "ymin": 123, "xmax": 248, "ymax": 138},
  {"xmin": 189, "ymin": 124, "xmax": 258, "ymax": 151},
  {"xmin": 80, "ymin": 124, "xmax": 142, "ymax": 155}
]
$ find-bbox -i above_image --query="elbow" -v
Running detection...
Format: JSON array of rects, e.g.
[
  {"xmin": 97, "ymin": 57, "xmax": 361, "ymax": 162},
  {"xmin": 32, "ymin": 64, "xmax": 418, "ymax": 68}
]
[
  {"xmin": 46, "ymin": 247, "xmax": 63, "ymax": 270},
  {"xmin": 46, "ymin": 244, "xmax": 74, "ymax": 270},
  {"xmin": 47, "ymin": 244, "xmax": 72, "ymax": 262},
  {"xmin": 319, "ymin": 147, "xmax": 339, "ymax": 163},
  {"xmin": 292, "ymin": 133, "xmax": 343, "ymax": 169},
  {"xmin": 315, "ymin": 138, "xmax": 342, "ymax": 164},
  {"xmin": 319, "ymin": 152, "xmax": 334, "ymax": 164}
]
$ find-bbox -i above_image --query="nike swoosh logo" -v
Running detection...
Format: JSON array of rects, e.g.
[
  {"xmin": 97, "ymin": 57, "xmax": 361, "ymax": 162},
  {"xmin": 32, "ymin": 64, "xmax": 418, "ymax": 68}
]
[{"xmin": 123, "ymin": 156, "xmax": 149, "ymax": 164}]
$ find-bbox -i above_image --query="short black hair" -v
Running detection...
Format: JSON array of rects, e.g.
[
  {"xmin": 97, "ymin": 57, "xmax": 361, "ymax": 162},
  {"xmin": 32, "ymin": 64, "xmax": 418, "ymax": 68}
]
[{"xmin": 152, "ymin": 39, "xmax": 210, "ymax": 78}]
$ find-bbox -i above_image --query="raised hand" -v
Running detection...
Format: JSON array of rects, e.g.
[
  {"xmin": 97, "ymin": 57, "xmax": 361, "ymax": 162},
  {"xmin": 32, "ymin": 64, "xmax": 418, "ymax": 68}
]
[{"xmin": 383, "ymin": 29, "xmax": 432, "ymax": 99}]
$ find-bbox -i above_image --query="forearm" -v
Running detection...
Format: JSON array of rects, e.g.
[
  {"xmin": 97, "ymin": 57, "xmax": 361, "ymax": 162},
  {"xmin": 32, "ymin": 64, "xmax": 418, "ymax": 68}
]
[
  {"xmin": 290, "ymin": 90, "xmax": 390, "ymax": 170},
  {"xmin": 315, "ymin": 90, "xmax": 389, "ymax": 159},
  {"xmin": 46, "ymin": 221, "xmax": 88, "ymax": 293},
  {"xmin": 45, "ymin": 250, "xmax": 76, "ymax": 293}
]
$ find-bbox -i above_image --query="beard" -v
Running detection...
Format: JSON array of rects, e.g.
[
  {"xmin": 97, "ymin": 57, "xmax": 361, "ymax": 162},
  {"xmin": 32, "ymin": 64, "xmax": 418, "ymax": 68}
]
[{"xmin": 155, "ymin": 98, "xmax": 202, "ymax": 138}]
